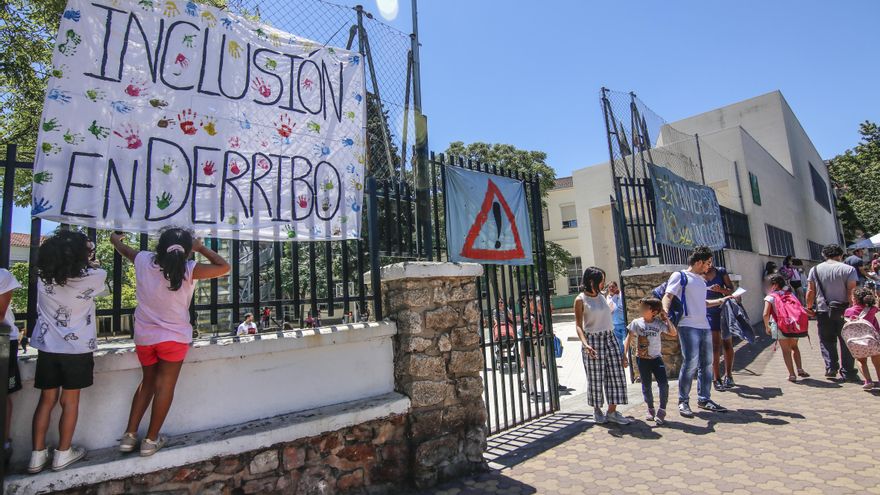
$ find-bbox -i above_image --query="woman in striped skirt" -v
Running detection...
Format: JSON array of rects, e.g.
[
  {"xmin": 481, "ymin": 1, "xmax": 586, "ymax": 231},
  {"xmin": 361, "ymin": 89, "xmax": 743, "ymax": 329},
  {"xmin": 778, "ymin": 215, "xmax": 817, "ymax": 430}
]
[{"xmin": 574, "ymin": 267, "xmax": 631, "ymax": 425}]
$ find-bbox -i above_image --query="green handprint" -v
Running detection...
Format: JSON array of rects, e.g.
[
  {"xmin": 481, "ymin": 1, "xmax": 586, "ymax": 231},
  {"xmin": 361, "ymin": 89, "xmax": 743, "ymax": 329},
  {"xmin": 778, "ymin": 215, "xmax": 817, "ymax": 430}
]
[
  {"xmin": 157, "ymin": 158, "xmax": 174, "ymax": 174},
  {"xmin": 163, "ymin": 0, "xmax": 179, "ymax": 17},
  {"xmin": 264, "ymin": 58, "xmax": 277, "ymax": 71},
  {"xmin": 345, "ymin": 111, "xmax": 356, "ymax": 121},
  {"xmin": 327, "ymin": 47, "xmax": 336, "ymax": 55},
  {"xmin": 322, "ymin": 180, "xmax": 334, "ymax": 191},
  {"xmin": 156, "ymin": 192, "xmax": 173, "ymax": 210},
  {"xmin": 254, "ymin": 28, "xmax": 267, "ymax": 40},
  {"xmin": 63, "ymin": 129, "xmax": 84, "ymax": 145},
  {"xmin": 182, "ymin": 34, "xmax": 197, "ymax": 48},
  {"xmin": 57, "ymin": 29, "xmax": 82, "ymax": 56},
  {"xmin": 88, "ymin": 120, "xmax": 110, "ymax": 140},
  {"xmin": 307, "ymin": 121, "xmax": 321, "ymax": 133},
  {"xmin": 227, "ymin": 215, "xmax": 238, "ymax": 225},
  {"xmin": 48, "ymin": 64, "xmax": 67, "ymax": 79},
  {"xmin": 85, "ymin": 88, "xmax": 105, "ymax": 102},
  {"xmin": 42, "ymin": 118, "xmax": 60, "ymax": 132},
  {"xmin": 227, "ymin": 40, "xmax": 241, "ymax": 59},
  {"xmin": 138, "ymin": 0, "xmax": 154, "ymax": 9},
  {"xmin": 34, "ymin": 171, "xmax": 53, "ymax": 184},
  {"xmin": 41, "ymin": 142, "xmax": 61, "ymax": 155}
]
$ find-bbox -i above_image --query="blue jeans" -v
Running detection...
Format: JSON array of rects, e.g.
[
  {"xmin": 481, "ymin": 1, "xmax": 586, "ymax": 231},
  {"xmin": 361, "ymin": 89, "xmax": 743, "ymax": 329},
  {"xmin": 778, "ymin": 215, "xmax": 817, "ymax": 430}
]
[
  {"xmin": 613, "ymin": 324, "xmax": 627, "ymax": 355},
  {"xmin": 678, "ymin": 326, "xmax": 713, "ymax": 404}
]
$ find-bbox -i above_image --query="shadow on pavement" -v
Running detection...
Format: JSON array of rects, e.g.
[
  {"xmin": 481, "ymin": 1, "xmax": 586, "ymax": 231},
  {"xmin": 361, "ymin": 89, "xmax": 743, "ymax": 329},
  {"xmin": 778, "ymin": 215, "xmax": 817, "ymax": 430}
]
[
  {"xmin": 411, "ymin": 473, "xmax": 538, "ymax": 495},
  {"xmin": 484, "ymin": 413, "xmax": 592, "ymax": 469},
  {"xmin": 798, "ymin": 378, "xmax": 843, "ymax": 389},
  {"xmin": 728, "ymin": 384, "xmax": 783, "ymax": 400},
  {"xmin": 732, "ymin": 329, "xmax": 775, "ymax": 376}
]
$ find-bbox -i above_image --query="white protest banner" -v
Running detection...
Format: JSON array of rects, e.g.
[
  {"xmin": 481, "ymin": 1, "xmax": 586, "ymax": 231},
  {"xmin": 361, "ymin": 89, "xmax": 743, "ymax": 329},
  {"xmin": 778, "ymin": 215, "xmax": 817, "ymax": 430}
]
[{"xmin": 33, "ymin": 0, "xmax": 366, "ymax": 241}]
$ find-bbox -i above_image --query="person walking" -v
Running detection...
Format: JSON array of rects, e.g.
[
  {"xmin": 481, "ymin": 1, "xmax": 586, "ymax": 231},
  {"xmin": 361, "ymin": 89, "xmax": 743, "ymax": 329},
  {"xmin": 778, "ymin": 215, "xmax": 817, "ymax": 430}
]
[
  {"xmin": 703, "ymin": 262, "xmax": 736, "ymax": 391},
  {"xmin": 763, "ymin": 274, "xmax": 810, "ymax": 382},
  {"xmin": 662, "ymin": 246, "xmax": 733, "ymax": 418},
  {"xmin": 806, "ymin": 244, "xmax": 858, "ymax": 381},
  {"xmin": 845, "ymin": 248, "xmax": 868, "ymax": 286},
  {"xmin": 842, "ymin": 288, "xmax": 880, "ymax": 390},
  {"xmin": 606, "ymin": 282, "xmax": 627, "ymax": 355},
  {"xmin": 575, "ymin": 267, "xmax": 631, "ymax": 425}
]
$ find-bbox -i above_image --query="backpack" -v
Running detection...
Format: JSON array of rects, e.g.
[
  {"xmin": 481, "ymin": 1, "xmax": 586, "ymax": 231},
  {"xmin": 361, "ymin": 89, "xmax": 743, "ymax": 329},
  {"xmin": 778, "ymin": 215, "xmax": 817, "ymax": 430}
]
[
  {"xmin": 770, "ymin": 290, "xmax": 809, "ymax": 337},
  {"xmin": 652, "ymin": 271, "xmax": 688, "ymax": 326},
  {"xmin": 842, "ymin": 308, "xmax": 880, "ymax": 359}
]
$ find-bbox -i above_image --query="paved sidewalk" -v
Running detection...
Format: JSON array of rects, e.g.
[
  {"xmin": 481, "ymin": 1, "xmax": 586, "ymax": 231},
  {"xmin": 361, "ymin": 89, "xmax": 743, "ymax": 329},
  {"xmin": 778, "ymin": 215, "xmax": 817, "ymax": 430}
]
[{"xmin": 422, "ymin": 323, "xmax": 880, "ymax": 494}]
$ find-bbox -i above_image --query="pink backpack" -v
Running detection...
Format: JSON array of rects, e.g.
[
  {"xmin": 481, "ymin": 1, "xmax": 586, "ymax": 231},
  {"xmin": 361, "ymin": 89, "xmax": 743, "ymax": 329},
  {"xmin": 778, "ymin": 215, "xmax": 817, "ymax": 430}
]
[
  {"xmin": 842, "ymin": 308, "xmax": 880, "ymax": 360},
  {"xmin": 771, "ymin": 291, "xmax": 809, "ymax": 337}
]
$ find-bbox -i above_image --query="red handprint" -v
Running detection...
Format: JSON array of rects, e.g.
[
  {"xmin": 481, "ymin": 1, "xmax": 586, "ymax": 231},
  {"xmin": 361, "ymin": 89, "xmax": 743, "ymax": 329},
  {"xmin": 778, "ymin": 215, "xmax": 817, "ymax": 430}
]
[
  {"xmin": 297, "ymin": 195, "xmax": 308, "ymax": 209},
  {"xmin": 174, "ymin": 53, "xmax": 189, "ymax": 68},
  {"xmin": 124, "ymin": 79, "xmax": 148, "ymax": 97},
  {"xmin": 228, "ymin": 136, "xmax": 240, "ymax": 149},
  {"xmin": 301, "ymin": 78, "xmax": 313, "ymax": 91},
  {"xmin": 113, "ymin": 124, "xmax": 142, "ymax": 149},
  {"xmin": 177, "ymin": 109, "xmax": 198, "ymax": 135},
  {"xmin": 257, "ymin": 157, "xmax": 270, "ymax": 170},
  {"xmin": 202, "ymin": 160, "xmax": 216, "ymax": 176},
  {"xmin": 275, "ymin": 114, "xmax": 294, "ymax": 138},
  {"xmin": 251, "ymin": 77, "xmax": 271, "ymax": 98},
  {"xmin": 230, "ymin": 160, "xmax": 241, "ymax": 175}
]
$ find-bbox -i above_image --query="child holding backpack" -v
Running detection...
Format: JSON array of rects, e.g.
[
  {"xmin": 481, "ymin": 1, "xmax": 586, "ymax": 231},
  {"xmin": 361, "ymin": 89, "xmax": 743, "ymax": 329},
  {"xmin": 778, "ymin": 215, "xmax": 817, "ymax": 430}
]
[
  {"xmin": 763, "ymin": 274, "xmax": 810, "ymax": 383},
  {"xmin": 842, "ymin": 288, "xmax": 880, "ymax": 390}
]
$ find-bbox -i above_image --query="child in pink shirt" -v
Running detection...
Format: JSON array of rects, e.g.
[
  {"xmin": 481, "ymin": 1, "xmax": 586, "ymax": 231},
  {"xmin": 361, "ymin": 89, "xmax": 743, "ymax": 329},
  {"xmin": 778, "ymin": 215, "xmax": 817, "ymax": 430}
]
[
  {"xmin": 843, "ymin": 287, "xmax": 880, "ymax": 390},
  {"xmin": 111, "ymin": 228, "xmax": 229, "ymax": 456}
]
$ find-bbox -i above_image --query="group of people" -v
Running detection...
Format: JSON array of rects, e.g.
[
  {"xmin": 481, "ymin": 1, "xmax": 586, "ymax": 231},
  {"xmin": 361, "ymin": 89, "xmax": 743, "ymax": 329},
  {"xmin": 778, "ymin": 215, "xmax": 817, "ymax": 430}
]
[
  {"xmin": 0, "ymin": 227, "xmax": 229, "ymax": 472},
  {"xmin": 574, "ymin": 242, "xmax": 880, "ymax": 426}
]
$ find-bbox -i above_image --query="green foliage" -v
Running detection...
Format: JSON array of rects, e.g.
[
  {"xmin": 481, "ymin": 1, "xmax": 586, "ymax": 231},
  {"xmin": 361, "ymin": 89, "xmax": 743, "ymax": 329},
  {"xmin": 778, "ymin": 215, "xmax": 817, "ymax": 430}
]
[
  {"xmin": 828, "ymin": 121, "xmax": 880, "ymax": 241},
  {"xmin": 9, "ymin": 262, "xmax": 29, "ymax": 313}
]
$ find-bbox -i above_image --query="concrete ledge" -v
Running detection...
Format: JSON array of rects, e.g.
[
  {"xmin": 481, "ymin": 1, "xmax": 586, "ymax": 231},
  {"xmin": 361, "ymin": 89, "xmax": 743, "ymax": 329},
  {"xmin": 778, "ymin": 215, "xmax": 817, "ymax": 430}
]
[
  {"xmin": 621, "ymin": 264, "xmax": 686, "ymax": 277},
  {"xmin": 380, "ymin": 261, "xmax": 483, "ymax": 282},
  {"xmin": 5, "ymin": 392, "xmax": 411, "ymax": 495}
]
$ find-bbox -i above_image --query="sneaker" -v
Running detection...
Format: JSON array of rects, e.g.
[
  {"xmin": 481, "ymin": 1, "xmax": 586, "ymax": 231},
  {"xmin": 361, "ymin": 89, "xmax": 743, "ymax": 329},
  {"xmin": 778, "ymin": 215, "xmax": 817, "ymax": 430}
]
[
  {"xmin": 797, "ymin": 369, "xmax": 810, "ymax": 378},
  {"xmin": 824, "ymin": 369, "xmax": 838, "ymax": 378},
  {"xmin": 27, "ymin": 449, "xmax": 49, "ymax": 474},
  {"xmin": 52, "ymin": 446, "xmax": 86, "ymax": 471},
  {"xmin": 723, "ymin": 376, "xmax": 736, "ymax": 389},
  {"xmin": 140, "ymin": 436, "xmax": 167, "ymax": 457},
  {"xmin": 593, "ymin": 407, "xmax": 607, "ymax": 424},
  {"xmin": 678, "ymin": 402, "xmax": 694, "ymax": 418},
  {"xmin": 697, "ymin": 399, "xmax": 727, "ymax": 412},
  {"xmin": 713, "ymin": 380, "xmax": 724, "ymax": 392},
  {"xmin": 606, "ymin": 411, "xmax": 632, "ymax": 425},
  {"xmin": 645, "ymin": 408, "xmax": 656, "ymax": 421},
  {"xmin": 655, "ymin": 409, "xmax": 667, "ymax": 425},
  {"xmin": 119, "ymin": 432, "xmax": 138, "ymax": 453},
  {"xmin": 863, "ymin": 381, "xmax": 874, "ymax": 391}
]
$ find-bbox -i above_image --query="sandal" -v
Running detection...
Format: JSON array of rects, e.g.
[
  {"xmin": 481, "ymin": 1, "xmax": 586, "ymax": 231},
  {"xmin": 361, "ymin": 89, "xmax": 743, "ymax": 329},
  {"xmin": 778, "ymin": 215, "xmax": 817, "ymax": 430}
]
[
  {"xmin": 797, "ymin": 369, "xmax": 810, "ymax": 378},
  {"xmin": 788, "ymin": 375, "xmax": 797, "ymax": 383}
]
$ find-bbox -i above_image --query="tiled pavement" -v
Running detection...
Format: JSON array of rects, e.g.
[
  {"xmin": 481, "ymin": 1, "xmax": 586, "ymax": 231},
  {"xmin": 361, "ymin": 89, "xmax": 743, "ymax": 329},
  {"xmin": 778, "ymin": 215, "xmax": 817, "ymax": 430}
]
[{"xmin": 423, "ymin": 322, "xmax": 880, "ymax": 494}]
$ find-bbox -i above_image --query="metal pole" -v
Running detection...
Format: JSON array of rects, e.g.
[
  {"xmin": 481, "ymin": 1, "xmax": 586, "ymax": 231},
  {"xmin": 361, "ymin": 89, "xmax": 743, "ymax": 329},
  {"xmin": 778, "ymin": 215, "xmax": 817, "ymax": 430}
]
[
  {"xmin": 733, "ymin": 160, "xmax": 746, "ymax": 213},
  {"xmin": 695, "ymin": 133, "xmax": 707, "ymax": 185},
  {"xmin": 0, "ymin": 144, "xmax": 17, "ymax": 269},
  {"xmin": 410, "ymin": 0, "xmax": 432, "ymax": 260}
]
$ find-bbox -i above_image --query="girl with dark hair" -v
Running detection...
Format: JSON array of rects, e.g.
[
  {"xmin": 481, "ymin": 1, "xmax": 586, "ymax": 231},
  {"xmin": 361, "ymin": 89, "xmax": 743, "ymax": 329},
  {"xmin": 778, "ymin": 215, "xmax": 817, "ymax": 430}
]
[
  {"xmin": 843, "ymin": 288, "xmax": 880, "ymax": 390},
  {"xmin": 574, "ymin": 266, "xmax": 631, "ymax": 425},
  {"xmin": 763, "ymin": 274, "xmax": 809, "ymax": 383},
  {"xmin": 29, "ymin": 229, "xmax": 107, "ymax": 473},
  {"xmin": 111, "ymin": 228, "xmax": 229, "ymax": 456}
]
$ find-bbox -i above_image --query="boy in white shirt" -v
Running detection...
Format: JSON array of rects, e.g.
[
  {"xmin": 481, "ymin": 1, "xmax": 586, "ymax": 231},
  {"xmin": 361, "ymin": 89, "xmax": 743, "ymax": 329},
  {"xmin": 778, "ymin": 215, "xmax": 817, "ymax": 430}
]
[{"xmin": 624, "ymin": 297, "xmax": 677, "ymax": 425}]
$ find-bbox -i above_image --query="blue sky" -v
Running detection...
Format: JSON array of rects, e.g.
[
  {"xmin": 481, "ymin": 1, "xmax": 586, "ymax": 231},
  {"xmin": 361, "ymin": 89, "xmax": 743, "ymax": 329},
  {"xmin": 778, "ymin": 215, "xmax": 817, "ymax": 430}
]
[{"xmin": 12, "ymin": 0, "xmax": 880, "ymax": 233}]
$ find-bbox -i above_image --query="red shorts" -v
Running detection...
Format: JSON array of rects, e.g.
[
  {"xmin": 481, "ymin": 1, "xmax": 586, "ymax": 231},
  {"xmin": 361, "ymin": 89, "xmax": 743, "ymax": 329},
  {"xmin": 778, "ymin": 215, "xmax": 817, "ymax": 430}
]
[{"xmin": 135, "ymin": 342, "xmax": 189, "ymax": 366}]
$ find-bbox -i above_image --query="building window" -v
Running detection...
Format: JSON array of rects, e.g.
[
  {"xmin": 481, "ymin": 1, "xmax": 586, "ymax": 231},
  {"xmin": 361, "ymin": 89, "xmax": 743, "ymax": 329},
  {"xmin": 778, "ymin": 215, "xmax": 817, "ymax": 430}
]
[
  {"xmin": 566, "ymin": 257, "xmax": 582, "ymax": 294},
  {"xmin": 560, "ymin": 205, "xmax": 577, "ymax": 229},
  {"xmin": 808, "ymin": 240, "xmax": 824, "ymax": 262},
  {"xmin": 542, "ymin": 208, "xmax": 550, "ymax": 231},
  {"xmin": 749, "ymin": 172, "xmax": 761, "ymax": 206},
  {"xmin": 766, "ymin": 224, "xmax": 795, "ymax": 257},
  {"xmin": 809, "ymin": 162, "xmax": 831, "ymax": 212}
]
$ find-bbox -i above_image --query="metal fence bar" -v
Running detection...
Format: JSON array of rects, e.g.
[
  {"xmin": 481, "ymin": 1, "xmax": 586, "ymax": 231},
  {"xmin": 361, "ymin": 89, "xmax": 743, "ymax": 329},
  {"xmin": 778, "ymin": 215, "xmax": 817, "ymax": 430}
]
[{"xmin": 0, "ymin": 144, "xmax": 16, "ymax": 269}]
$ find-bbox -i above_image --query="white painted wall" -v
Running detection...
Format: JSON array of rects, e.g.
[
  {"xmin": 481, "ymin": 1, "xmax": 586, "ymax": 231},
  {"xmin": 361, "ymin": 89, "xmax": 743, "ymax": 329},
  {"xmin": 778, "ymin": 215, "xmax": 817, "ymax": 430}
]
[{"xmin": 8, "ymin": 322, "xmax": 397, "ymax": 465}]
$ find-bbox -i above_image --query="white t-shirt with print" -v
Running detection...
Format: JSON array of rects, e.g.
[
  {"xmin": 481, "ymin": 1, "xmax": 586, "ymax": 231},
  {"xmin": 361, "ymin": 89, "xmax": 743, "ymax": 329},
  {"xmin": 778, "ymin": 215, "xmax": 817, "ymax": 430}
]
[
  {"xmin": 665, "ymin": 270, "xmax": 710, "ymax": 330},
  {"xmin": 237, "ymin": 321, "xmax": 256, "ymax": 335},
  {"xmin": 34, "ymin": 268, "xmax": 108, "ymax": 354},
  {"xmin": 0, "ymin": 269, "xmax": 21, "ymax": 340}
]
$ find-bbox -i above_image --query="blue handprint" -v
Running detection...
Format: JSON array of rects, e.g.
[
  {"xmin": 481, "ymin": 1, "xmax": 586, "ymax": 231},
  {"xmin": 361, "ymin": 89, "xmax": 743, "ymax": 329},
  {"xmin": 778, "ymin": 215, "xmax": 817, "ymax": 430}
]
[
  {"xmin": 221, "ymin": 17, "xmax": 232, "ymax": 28},
  {"xmin": 351, "ymin": 201, "xmax": 361, "ymax": 213},
  {"xmin": 110, "ymin": 100, "xmax": 133, "ymax": 114},
  {"xmin": 31, "ymin": 198, "xmax": 52, "ymax": 216},
  {"xmin": 238, "ymin": 113, "xmax": 251, "ymax": 130},
  {"xmin": 63, "ymin": 9, "xmax": 80, "ymax": 21},
  {"xmin": 48, "ymin": 89, "xmax": 71, "ymax": 104},
  {"xmin": 346, "ymin": 164, "xmax": 356, "ymax": 173},
  {"xmin": 313, "ymin": 143, "xmax": 331, "ymax": 157},
  {"xmin": 185, "ymin": 1, "xmax": 197, "ymax": 15},
  {"xmin": 348, "ymin": 55, "xmax": 360, "ymax": 65},
  {"xmin": 352, "ymin": 92, "xmax": 363, "ymax": 103},
  {"xmin": 341, "ymin": 137, "xmax": 354, "ymax": 147}
]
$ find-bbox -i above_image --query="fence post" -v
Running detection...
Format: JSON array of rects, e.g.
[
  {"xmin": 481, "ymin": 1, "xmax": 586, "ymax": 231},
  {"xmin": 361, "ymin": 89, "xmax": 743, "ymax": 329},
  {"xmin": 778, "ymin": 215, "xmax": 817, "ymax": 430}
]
[
  {"xmin": 0, "ymin": 324, "xmax": 9, "ymax": 492},
  {"xmin": 367, "ymin": 176, "xmax": 382, "ymax": 320},
  {"xmin": 0, "ymin": 144, "xmax": 17, "ymax": 269},
  {"xmin": 410, "ymin": 0, "xmax": 432, "ymax": 261},
  {"xmin": 695, "ymin": 133, "xmax": 707, "ymax": 186}
]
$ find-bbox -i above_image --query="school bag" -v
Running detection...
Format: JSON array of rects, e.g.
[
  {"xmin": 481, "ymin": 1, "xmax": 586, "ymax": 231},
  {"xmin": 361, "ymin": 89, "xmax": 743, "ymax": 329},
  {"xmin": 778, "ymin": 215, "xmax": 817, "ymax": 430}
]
[
  {"xmin": 842, "ymin": 308, "xmax": 880, "ymax": 360},
  {"xmin": 770, "ymin": 290, "xmax": 809, "ymax": 337},
  {"xmin": 652, "ymin": 271, "xmax": 688, "ymax": 326}
]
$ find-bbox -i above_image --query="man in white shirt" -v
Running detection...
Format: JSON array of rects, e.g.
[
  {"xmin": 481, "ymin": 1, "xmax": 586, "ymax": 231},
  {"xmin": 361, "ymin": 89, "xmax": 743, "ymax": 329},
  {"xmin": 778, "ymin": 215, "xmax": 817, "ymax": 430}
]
[
  {"xmin": 236, "ymin": 313, "xmax": 257, "ymax": 336},
  {"xmin": 662, "ymin": 246, "xmax": 732, "ymax": 418}
]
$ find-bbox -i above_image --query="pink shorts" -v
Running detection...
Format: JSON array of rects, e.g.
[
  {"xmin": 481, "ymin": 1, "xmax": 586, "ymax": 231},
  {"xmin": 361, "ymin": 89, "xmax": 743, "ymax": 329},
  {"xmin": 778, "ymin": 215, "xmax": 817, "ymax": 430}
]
[{"xmin": 135, "ymin": 342, "xmax": 189, "ymax": 366}]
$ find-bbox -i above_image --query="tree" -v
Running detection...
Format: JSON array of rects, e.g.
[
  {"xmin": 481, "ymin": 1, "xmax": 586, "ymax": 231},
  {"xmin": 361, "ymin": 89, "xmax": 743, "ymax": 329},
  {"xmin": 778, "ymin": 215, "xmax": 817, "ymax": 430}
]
[
  {"xmin": 443, "ymin": 142, "xmax": 572, "ymax": 280},
  {"xmin": 828, "ymin": 121, "xmax": 880, "ymax": 241}
]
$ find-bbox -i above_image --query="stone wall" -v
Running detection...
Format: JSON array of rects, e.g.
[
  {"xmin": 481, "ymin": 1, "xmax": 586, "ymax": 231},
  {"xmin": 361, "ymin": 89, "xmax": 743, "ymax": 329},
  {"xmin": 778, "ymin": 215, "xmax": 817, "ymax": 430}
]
[
  {"xmin": 622, "ymin": 266, "xmax": 683, "ymax": 378},
  {"xmin": 381, "ymin": 262, "xmax": 488, "ymax": 489},
  {"xmin": 56, "ymin": 414, "xmax": 409, "ymax": 495}
]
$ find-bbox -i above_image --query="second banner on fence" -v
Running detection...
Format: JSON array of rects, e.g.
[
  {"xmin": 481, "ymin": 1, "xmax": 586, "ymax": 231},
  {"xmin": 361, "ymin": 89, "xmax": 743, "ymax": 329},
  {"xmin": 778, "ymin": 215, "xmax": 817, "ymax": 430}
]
[{"xmin": 649, "ymin": 163, "xmax": 725, "ymax": 251}]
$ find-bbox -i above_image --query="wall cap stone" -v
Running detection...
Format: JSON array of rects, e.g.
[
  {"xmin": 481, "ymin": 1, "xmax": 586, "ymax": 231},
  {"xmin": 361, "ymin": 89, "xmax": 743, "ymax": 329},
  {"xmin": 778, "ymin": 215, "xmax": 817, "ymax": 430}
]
[
  {"xmin": 379, "ymin": 262, "xmax": 483, "ymax": 282},
  {"xmin": 621, "ymin": 264, "xmax": 686, "ymax": 277},
  {"xmin": 5, "ymin": 392, "xmax": 410, "ymax": 495}
]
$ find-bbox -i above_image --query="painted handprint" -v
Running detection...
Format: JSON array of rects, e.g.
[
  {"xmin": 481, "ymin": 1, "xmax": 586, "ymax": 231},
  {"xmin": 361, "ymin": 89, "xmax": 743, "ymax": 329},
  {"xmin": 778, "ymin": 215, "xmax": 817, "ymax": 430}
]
[
  {"xmin": 352, "ymin": 92, "xmax": 363, "ymax": 103},
  {"xmin": 284, "ymin": 225, "xmax": 297, "ymax": 239},
  {"xmin": 48, "ymin": 64, "xmax": 68, "ymax": 79},
  {"xmin": 177, "ymin": 109, "xmax": 198, "ymax": 135},
  {"xmin": 156, "ymin": 192, "xmax": 173, "ymax": 210},
  {"xmin": 41, "ymin": 142, "xmax": 61, "ymax": 155},
  {"xmin": 256, "ymin": 157, "xmax": 271, "ymax": 170},
  {"xmin": 341, "ymin": 137, "xmax": 354, "ymax": 147},
  {"xmin": 253, "ymin": 28, "xmax": 267, "ymax": 40},
  {"xmin": 349, "ymin": 177, "xmax": 363, "ymax": 191},
  {"xmin": 182, "ymin": 34, "xmax": 197, "ymax": 48},
  {"xmin": 221, "ymin": 17, "xmax": 232, "ymax": 28},
  {"xmin": 31, "ymin": 198, "xmax": 52, "ymax": 216},
  {"xmin": 124, "ymin": 79, "xmax": 149, "ymax": 97},
  {"xmin": 42, "ymin": 118, "xmax": 61, "ymax": 132},
  {"xmin": 162, "ymin": 0, "xmax": 179, "ymax": 17},
  {"xmin": 269, "ymin": 33, "xmax": 282, "ymax": 47},
  {"xmin": 201, "ymin": 10, "xmax": 217, "ymax": 27},
  {"xmin": 34, "ymin": 171, "xmax": 53, "ymax": 184},
  {"xmin": 275, "ymin": 114, "xmax": 294, "ymax": 137},
  {"xmin": 227, "ymin": 40, "xmax": 241, "ymax": 59},
  {"xmin": 345, "ymin": 111, "xmax": 356, "ymax": 121},
  {"xmin": 200, "ymin": 116, "xmax": 218, "ymax": 136},
  {"xmin": 88, "ymin": 120, "xmax": 110, "ymax": 140},
  {"xmin": 185, "ymin": 0, "xmax": 197, "ymax": 15},
  {"xmin": 348, "ymin": 55, "xmax": 360, "ymax": 65},
  {"xmin": 157, "ymin": 158, "xmax": 175, "ymax": 174},
  {"xmin": 227, "ymin": 215, "xmax": 238, "ymax": 225},
  {"xmin": 110, "ymin": 100, "xmax": 133, "ymax": 113},
  {"xmin": 47, "ymin": 89, "xmax": 71, "ymax": 104},
  {"xmin": 229, "ymin": 160, "xmax": 242, "ymax": 175},
  {"xmin": 63, "ymin": 129, "xmax": 84, "ymax": 145},
  {"xmin": 113, "ymin": 124, "xmax": 142, "ymax": 149},
  {"xmin": 57, "ymin": 29, "xmax": 82, "ymax": 56},
  {"xmin": 138, "ymin": 0, "xmax": 154, "ymax": 9},
  {"xmin": 351, "ymin": 201, "xmax": 361, "ymax": 213},
  {"xmin": 306, "ymin": 121, "xmax": 321, "ymax": 133},
  {"xmin": 157, "ymin": 116, "xmax": 175, "ymax": 128},
  {"xmin": 238, "ymin": 113, "xmax": 251, "ymax": 130},
  {"xmin": 313, "ymin": 144, "xmax": 330, "ymax": 157},
  {"xmin": 297, "ymin": 195, "xmax": 308, "ymax": 209},
  {"xmin": 63, "ymin": 9, "xmax": 81, "ymax": 21},
  {"xmin": 202, "ymin": 160, "xmax": 216, "ymax": 176},
  {"xmin": 174, "ymin": 53, "xmax": 189, "ymax": 69},
  {"xmin": 85, "ymin": 88, "xmax": 105, "ymax": 102},
  {"xmin": 301, "ymin": 78, "xmax": 314, "ymax": 91},
  {"xmin": 251, "ymin": 77, "xmax": 272, "ymax": 98},
  {"xmin": 228, "ymin": 136, "xmax": 240, "ymax": 149},
  {"xmin": 149, "ymin": 99, "xmax": 168, "ymax": 108},
  {"xmin": 264, "ymin": 58, "xmax": 278, "ymax": 71}
]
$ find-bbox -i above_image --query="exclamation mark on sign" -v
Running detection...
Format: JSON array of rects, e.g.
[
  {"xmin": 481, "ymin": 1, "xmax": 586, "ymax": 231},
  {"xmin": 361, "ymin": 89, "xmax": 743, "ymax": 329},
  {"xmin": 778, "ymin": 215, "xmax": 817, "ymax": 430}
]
[{"xmin": 492, "ymin": 201, "xmax": 502, "ymax": 249}]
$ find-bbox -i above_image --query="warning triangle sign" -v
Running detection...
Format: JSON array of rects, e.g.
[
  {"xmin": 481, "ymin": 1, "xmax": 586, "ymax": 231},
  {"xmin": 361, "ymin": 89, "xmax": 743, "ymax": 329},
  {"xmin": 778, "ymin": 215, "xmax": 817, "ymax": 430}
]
[{"xmin": 460, "ymin": 179, "xmax": 527, "ymax": 261}]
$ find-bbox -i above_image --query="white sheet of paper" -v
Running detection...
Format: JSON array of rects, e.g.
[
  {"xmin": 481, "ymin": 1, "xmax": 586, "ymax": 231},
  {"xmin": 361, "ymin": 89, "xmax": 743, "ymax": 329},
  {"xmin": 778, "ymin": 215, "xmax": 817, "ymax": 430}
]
[{"xmin": 732, "ymin": 287, "xmax": 747, "ymax": 298}]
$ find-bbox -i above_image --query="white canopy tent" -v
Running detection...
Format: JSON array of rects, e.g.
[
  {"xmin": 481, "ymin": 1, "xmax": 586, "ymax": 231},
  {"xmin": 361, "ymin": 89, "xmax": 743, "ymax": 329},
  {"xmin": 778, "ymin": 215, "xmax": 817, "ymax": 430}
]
[{"xmin": 849, "ymin": 233, "xmax": 880, "ymax": 249}]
